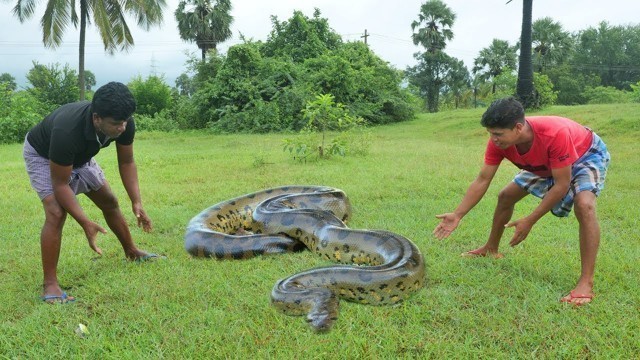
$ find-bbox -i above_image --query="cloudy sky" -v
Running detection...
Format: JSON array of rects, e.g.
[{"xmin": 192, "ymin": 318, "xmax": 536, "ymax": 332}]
[{"xmin": 1, "ymin": 0, "xmax": 638, "ymax": 89}]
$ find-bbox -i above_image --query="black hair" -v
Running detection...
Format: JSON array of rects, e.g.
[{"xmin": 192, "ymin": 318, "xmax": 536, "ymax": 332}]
[
  {"xmin": 91, "ymin": 82, "xmax": 136, "ymax": 121},
  {"xmin": 480, "ymin": 97, "xmax": 525, "ymax": 129}
]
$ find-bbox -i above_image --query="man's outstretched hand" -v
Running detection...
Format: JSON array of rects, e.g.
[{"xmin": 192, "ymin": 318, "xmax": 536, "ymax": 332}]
[{"xmin": 433, "ymin": 213, "xmax": 461, "ymax": 240}]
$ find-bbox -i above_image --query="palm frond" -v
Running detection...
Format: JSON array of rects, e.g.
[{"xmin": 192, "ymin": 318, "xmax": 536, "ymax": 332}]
[
  {"xmin": 40, "ymin": 0, "xmax": 71, "ymax": 48},
  {"xmin": 12, "ymin": 0, "xmax": 39, "ymax": 22}
]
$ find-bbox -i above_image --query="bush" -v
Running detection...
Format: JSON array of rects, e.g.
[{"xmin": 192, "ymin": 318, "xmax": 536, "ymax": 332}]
[
  {"xmin": 630, "ymin": 81, "xmax": 640, "ymax": 103},
  {"xmin": 0, "ymin": 90, "xmax": 51, "ymax": 144},
  {"xmin": 533, "ymin": 73, "xmax": 558, "ymax": 107},
  {"xmin": 211, "ymin": 100, "xmax": 283, "ymax": 134},
  {"xmin": 134, "ymin": 110, "xmax": 179, "ymax": 132},
  {"xmin": 583, "ymin": 86, "xmax": 633, "ymax": 104},
  {"xmin": 128, "ymin": 75, "xmax": 173, "ymax": 117}
]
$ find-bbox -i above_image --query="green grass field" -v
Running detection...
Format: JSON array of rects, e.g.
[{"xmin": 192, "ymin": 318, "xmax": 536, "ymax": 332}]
[{"xmin": 1, "ymin": 104, "xmax": 638, "ymax": 358}]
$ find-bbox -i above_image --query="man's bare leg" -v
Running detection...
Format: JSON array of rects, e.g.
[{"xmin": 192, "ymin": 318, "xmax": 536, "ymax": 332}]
[
  {"xmin": 40, "ymin": 195, "xmax": 74, "ymax": 301},
  {"xmin": 561, "ymin": 191, "xmax": 599, "ymax": 305}
]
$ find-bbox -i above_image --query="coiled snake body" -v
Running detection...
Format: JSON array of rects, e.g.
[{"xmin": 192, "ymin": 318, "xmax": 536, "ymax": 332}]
[{"xmin": 185, "ymin": 186, "xmax": 425, "ymax": 332}]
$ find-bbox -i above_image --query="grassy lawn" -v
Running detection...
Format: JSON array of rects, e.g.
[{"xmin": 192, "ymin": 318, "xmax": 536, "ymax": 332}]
[{"xmin": 1, "ymin": 103, "xmax": 638, "ymax": 358}]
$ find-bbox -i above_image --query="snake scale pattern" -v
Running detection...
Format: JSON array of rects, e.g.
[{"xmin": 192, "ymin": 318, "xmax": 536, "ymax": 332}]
[{"xmin": 184, "ymin": 186, "xmax": 426, "ymax": 332}]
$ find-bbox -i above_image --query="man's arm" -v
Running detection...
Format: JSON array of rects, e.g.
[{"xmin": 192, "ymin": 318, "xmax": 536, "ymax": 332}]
[
  {"xmin": 50, "ymin": 162, "xmax": 106, "ymax": 254},
  {"xmin": 506, "ymin": 165, "xmax": 571, "ymax": 246},
  {"xmin": 116, "ymin": 143, "xmax": 152, "ymax": 232},
  {"xmin": 433, "ymin": 164, "xmax": 499, "ymax": 239}
]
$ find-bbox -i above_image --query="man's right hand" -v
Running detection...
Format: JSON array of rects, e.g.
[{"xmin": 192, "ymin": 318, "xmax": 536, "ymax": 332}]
[
  {"xmin": 82, "ymin": 221, "xmax": 107, "ymax": 255},
  {"xmin": 433, "ymin": 213, "xmax": 461, "ymax": 240}
]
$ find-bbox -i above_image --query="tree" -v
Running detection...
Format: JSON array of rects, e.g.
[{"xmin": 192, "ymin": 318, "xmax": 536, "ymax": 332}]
[
  {"xmin": 407, "ymin": 51, "xmax": 454, "ymax": 112},
  {"xmin": 84, "ymin": 70, "xmax": 96, "ymax": 91},
  {"xmin": 512, "ymin": 0, "xmax": 536, "ymax": 108},
  {"xmin": 472, "ymin": 39, "xmax": 518, "ymax": 94},
  {"xmin": 573, "ymin": 22, "xmax": 640, "ymax": 90},
  {"xmin": 411, "ymin": 0, "xmax": 455, "ymax": 53},
  {"xmin": 441, "ymin": 58, "xmax": 470, "ymax": 109},
  {"xmin": 175, "ymin": 0, "xmax": 234, "ymax": 61},
  {"xmin": 9, "ymin": 0, "xmax": 166, "ymax": 101},
  {"xmin": 532, "ymin": 17, "xmax": 573, "ymax": 73},
  {"xmin": 175, "ymin": 73, "xmax": 195, "ymax": 96},
  {"xmin": 410, "ymin": 0, "xmax": 456, "ymax": 112},
  {"xmin": 26, "ymin": 61, "xmax": 79, "ymax": 106},
  {"xmin": 0, "ymin": 73, "xmax": 17, "ymax": 91}
]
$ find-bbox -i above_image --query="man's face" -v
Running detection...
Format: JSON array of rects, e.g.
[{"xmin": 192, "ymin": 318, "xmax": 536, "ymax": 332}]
[
  {"xmin": 486, "ymin": 123, "xmax": 523, "ymax": 149},
  {"xmin": 93, "ymin": 114, "xmax": 128, "ymax": 138}
]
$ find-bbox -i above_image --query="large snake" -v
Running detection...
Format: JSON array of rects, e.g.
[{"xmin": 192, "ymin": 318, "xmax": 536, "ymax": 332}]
[{"xmin": 184, "ymin": 186, "xmax": 426, "ymax": 332}]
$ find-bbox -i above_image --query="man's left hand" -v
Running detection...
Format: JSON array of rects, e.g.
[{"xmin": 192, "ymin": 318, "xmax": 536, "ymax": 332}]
[
  {"xmin": 505, "ymin": 217, "xmax": 534, "ymax": 246},
  {"xmin": 133, "ymin": 203, "xmax": 153, "ymax": 232}
]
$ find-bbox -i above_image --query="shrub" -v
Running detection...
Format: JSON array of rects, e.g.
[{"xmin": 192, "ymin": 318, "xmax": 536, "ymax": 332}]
[
  {"xmin": 283, "ymin": 94, "xmax": 368, "ymax": 161},
  {"xmin": 128, "ymin": 75, "xmax": 173, "ymax": 117},
  {"xmin": 583, "ymin": 86, "xmax": 633, "ymax": 104},
  {"xmin": 533, "ymin": 73, "xmax": 558, "ymax": 107},
  {"xmin": 0, "ymin": 91, "xmax": 50, "ymax": 144},
  {"xmin": 134, "ymin": 110, "xmax": 179, "ymax": 132}
]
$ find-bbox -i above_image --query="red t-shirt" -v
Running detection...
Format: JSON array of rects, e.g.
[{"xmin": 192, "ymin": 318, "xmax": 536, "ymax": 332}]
[{"xmin": 484, "ymin": 116, "xmax": 593, "ymax": 177}]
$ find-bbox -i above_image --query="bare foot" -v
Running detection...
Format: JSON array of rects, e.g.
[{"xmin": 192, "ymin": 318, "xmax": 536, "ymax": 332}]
[{"xmin": 461, "ymin": 247, "xmax": 504, "ymax": 259}]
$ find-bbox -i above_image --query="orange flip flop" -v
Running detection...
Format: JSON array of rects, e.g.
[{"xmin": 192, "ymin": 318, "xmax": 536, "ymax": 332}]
[{"xmin": 560, "ymin": 290, "xmax": 594, "ymax": 306}]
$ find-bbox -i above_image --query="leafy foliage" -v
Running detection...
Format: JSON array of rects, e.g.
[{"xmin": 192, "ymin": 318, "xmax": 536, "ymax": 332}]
[
  {"xmin": 134, "ymin": 110, "xmax": 179, "ymax": 132},
  {"xmin": 473, "ymin": 39, "xmax": 518, "ymax": 94},
  {"xmin": 411, "ymin": 0, "xmax": 455, "ymax": 53},
  {"xmin": 0, "ymin": 73, "xmax": 17, "ymax": 91},
  {"xmin": 409, "ymin": 0, "xmax": 457, "ymax": 112},
  {"xmin": 128, "ymin": 75, "xmax": 173, "ymax": 117},
  {"xmin": 175, "ymin": 0, "xmax": 233, "ymax": 60},
  {"xmin": 573, "ymin": 22, "xmax": 640, "ymax": 90},
  {"xmin": 8, "ymin": 0, "xmax": 166, "ymax": 100},
  {"xmin": 182, "ymin": 9, "xmax": 413, "ymax": 132},
  {"xmin": 0, "ymin": 88, "xmax": 52, "ymax": 144},
  {"xmin": 532, "ymin": 72, "xmax": 558, "ymax": 107},
  {"xmin": 26, "ymin": 62, "xmax": 79, "ymax": 107},
  {"xmin": 532, "ymin": 17, "xmax": 573, "ymax": 73},
  {"xmin": 283, "ymin": 94, "xmax": 367, "ymax": 161},
  {"xmin": 263, "ymin": 8, "xmax": 342, "ymax": 63},
  {"xmin": 583, "ymin": 86, "xmax": 633, "ymax": 104},
  {"xmin": 84, "ymin": 70, "xmax": 96, "ymax": 91}
]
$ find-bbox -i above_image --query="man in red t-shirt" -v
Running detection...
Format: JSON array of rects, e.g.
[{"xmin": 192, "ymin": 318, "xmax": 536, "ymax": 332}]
[{"xmin": 433, "ymin": 97, "xmax": 610, "ymax": 306}]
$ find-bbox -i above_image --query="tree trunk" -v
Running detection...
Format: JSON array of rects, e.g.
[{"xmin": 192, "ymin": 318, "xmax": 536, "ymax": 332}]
[
  {"xmin": 516, "ymin": 0, "xmax": 535, "ymax": 108},
  {"xmin": 78, "ymin": 0, "xmax": 87, "ymax": 100}
]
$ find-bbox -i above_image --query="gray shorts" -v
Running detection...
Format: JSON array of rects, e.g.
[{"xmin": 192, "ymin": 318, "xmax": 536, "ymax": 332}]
[{"xmin": 23, "ymin": 135, "xmax": 106, "ymax": 200}]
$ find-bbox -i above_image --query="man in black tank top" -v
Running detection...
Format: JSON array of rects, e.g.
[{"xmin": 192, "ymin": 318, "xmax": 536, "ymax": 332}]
[{"xmin": 23, "ymin": 82, "xmax": 160, "ymax": 303}]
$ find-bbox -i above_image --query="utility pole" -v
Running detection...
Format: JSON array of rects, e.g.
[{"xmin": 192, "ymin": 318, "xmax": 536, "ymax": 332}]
[{"xmin": 361, "ymin": 29, "xmax": 369, "ymax": 45}]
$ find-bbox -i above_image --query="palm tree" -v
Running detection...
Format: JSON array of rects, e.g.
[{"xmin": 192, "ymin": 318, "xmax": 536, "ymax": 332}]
[
  {"xmin": 508, "ymin": 0, "xmax": 535, "ymax": 108},
  {"xmin": 532, "ymin": 17, "xmax": 573, "ymax": 73},
  {"xmin": 472, "ymin": 39, "xmax": 518, "ymax": 93},
  {"xmin": 411, "ymin": 0, "xmax": 455, "ymax": 53},
  {"xmin": 175, "ymin": 0, "xmax": 233, "ymax": 61},
  {"xmin": 410, "ymin": 0, "xmax": 456, "ymax": 112},
  {"xmin": 10, "ymin": 0, "xmax": 166, "ymax": 101}
]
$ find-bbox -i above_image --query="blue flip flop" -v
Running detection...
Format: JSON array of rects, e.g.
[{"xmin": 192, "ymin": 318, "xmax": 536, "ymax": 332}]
[
  {"xmin": 135, "ymin": 253, "xmax": 166, "ymax": 263},
  {"xmin": 41, "ymin": 292, "xmax": 75, "ymax": 304}
]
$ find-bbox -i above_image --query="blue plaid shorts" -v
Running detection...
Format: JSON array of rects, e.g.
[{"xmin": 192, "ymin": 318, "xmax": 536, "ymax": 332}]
[{"xmin": 513, "ymin": 132, "xmax": 610, "ymax": 217}]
